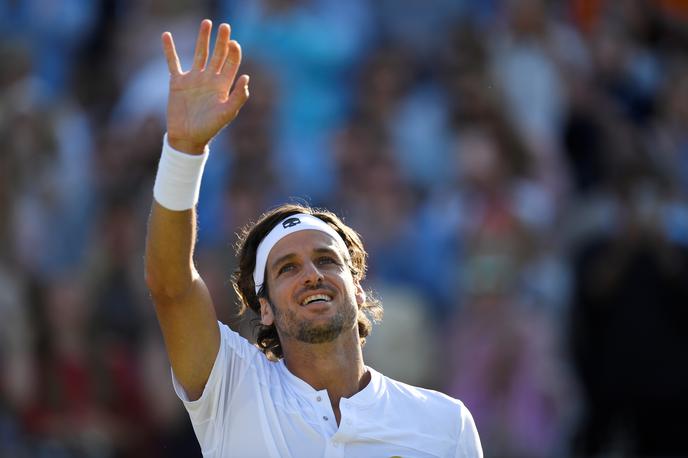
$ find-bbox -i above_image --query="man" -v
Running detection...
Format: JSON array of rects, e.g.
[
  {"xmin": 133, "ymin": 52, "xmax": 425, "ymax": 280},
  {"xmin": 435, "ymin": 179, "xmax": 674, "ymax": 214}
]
[{"xmin": 145, "ymin": 19, "xmax": 482, "ymax": 457}]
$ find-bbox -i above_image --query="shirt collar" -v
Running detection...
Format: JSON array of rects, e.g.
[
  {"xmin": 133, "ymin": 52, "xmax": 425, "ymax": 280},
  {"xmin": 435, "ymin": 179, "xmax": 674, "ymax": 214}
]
[
  {"xmin": 277, "ymin": 360, "xmax": 386, "ymax": 405},
  {"xmin": 345, "ymin": 365, "xmax": 385, "ymax": 407}
]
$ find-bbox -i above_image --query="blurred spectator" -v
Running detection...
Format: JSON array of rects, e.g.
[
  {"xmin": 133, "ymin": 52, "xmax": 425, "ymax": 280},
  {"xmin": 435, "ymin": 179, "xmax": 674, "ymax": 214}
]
[
  {"xmin": 372, "ymin": 0, "xmax": 468, "ymax": 60},
  {"xmin": 443, "ymin": 123, "xmax": 574, "ymax": 457},
  {"xmin": 22, "ymin": 274, "xmax": 150, "ymax": 457},
  {"xmin": 363, "ymin": 285, "xmax": 440, "ymax": 390},
  {"xmin": 446, "ymin": 287, "xmax": 573, "ymax": 458},
  {"xmin": 0, "ymin": 0, "xmax": 100, "ymax": 98},
  {"xmin": 0, "ymin": 263, "xmax": 33, "ymax": 458},
  {"xmin": 218, "ymin": 0, "xmax": 375, "ymax": 200},
  {"xmin": 570, "ymin": 172, "xmax": 688, "ymax": 457}
]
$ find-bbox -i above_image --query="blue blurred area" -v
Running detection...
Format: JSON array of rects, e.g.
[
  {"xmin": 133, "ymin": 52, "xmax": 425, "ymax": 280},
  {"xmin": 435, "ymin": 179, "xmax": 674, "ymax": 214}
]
[{"xmin": 2, "ymin": 0, "xmax": 688, "ymax": 456}]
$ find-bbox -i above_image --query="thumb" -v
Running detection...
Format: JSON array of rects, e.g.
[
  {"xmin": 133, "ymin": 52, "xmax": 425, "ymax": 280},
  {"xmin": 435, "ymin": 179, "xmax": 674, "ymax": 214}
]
[{"xmin": 219, "ymin": 74, "xmax": 250, "ymax": 121}]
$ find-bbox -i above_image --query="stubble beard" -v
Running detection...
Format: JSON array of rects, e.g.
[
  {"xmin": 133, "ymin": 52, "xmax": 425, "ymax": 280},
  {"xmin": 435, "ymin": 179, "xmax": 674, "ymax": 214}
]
[{"xmin": 273, "ymin": 299, "xmax": 358, "ymax": 344}]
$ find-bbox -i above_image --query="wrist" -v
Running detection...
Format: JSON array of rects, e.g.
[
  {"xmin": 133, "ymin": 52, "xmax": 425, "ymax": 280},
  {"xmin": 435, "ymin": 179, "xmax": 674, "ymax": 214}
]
[
  {"xmin": 167, "ymin": 136, "xmax": 208, "ymax": 155},
  {"xmin": 153, "ymin": 134, "xmax": 210, "ymax": 211}
]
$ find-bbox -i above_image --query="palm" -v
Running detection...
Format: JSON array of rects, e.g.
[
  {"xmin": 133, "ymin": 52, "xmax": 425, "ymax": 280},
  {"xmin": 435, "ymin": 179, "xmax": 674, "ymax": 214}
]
[
  {"xmin": 167, "ymin": 76, "xmax": 232, "ymax": 143},
  {"xmin": 162, "ymin": 21, "xmax": 249, "ymax": 153}
]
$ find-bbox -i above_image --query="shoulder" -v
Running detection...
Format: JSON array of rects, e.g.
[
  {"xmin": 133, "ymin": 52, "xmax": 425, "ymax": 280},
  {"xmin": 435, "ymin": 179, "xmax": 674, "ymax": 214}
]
[
  {"xmin": 373, "ymin": 373, "xmax": 482, "ymax": 456},
  {"xmin": 383, "ymin": 374, "xmax": 465, "ymax": 417},
  {"xmin": 218, "ymin": 321, "xmax": 262, "ymax": 359},
  {"xmin": 381, "ymin": 374, "xmax": 479, "ymax": 432}
]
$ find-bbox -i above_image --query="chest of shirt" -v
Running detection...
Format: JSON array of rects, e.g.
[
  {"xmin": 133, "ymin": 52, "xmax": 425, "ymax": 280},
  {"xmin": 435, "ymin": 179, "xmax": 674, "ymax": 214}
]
[{"xmin": 214, "ymin": 374, "xmax": 455, "ymax": 458}]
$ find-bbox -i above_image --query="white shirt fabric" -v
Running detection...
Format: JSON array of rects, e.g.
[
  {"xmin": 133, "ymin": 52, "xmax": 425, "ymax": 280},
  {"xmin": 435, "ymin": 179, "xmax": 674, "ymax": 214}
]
[{"xmin": 172, "ymin": 322, "xmax": 483, "ymax": 458}]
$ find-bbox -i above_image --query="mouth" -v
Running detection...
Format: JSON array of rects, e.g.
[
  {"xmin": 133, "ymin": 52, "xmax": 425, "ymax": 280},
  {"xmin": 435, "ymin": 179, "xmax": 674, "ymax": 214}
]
[{"xmin": 300, "ymin": 293, "xmax": 333, "ymax": 306}]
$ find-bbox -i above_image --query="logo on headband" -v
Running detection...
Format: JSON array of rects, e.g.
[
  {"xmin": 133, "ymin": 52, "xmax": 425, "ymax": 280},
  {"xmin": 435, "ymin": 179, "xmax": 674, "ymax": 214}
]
[{"xmin": 282, "ymin": 217, "xmax": 301, "ymax": 229}]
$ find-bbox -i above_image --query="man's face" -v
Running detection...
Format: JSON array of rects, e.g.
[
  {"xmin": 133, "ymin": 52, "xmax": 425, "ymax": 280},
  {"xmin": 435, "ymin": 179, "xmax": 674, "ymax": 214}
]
[{"xmin": 259, "ymin": 230, "xmax": 362, "ymax": 345}]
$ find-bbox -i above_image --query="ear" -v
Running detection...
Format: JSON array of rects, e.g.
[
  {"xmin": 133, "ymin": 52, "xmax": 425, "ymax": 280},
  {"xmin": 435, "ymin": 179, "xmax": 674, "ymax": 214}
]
[
  {"xmin": 259, "ymin": 297, "xmax": 274, "ymax": 326},
  {"xmin": 355, "ymin": 281, "xmax": 366, "ymax": 307}
]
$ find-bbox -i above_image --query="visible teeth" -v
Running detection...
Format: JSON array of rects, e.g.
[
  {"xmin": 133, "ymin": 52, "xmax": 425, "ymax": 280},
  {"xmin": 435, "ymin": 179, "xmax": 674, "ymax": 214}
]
[{"xmin": 302, "ymin": 294, "xmax": 331, "ymax": 305}]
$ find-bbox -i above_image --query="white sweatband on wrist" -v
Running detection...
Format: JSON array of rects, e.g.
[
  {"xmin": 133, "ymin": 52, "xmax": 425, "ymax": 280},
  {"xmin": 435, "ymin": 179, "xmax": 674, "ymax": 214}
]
[
  {"xmin": 153, "ymin": 134, "xmax": 209, "ymax": 211},
  {"xmin": 253, "ymin": 213, "xmax": 350, "ymax": 294}
]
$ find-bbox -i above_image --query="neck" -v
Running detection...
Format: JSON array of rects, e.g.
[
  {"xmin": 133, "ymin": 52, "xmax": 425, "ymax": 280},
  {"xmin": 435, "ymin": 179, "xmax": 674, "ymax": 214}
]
[{"xmin": 281, "ymin": 328, "xmax": 369, "ymax": 418}]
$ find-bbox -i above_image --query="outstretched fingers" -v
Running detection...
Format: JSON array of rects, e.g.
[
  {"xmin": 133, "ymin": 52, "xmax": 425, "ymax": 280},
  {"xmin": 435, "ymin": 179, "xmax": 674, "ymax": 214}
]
[
  {"xmin": 208, "ymin": 23, "xmax": 231, "ymax": 73},
  {"xmin": 161, "ymin": 32, "xmax": 182, "ymax": 75},
  {"xmin": 221, "ymin": 40, "xmax": 242, "ymax": 87},
  {"xmin": 192, "ymin": 19, "xmax": 212, "ymax": 71}
]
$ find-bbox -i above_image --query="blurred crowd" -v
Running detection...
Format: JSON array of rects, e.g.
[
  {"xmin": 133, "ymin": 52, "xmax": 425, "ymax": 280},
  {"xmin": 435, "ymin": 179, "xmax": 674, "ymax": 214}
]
[{"xmin": 2, "ymin": 0, "xmax": 688, "ymax": 457}]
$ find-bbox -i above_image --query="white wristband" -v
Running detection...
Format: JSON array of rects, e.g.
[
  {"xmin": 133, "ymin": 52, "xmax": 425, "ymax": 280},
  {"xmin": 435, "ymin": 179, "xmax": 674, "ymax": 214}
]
[{"xmin": 153, "ymin": 134, "xmax": 210, "ymax": 211}]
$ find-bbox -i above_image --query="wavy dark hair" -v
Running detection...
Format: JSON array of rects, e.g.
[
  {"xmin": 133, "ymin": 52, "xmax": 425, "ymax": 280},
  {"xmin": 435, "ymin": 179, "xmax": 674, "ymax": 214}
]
[{"xmin": 232, "ymin": 203, "xmax": 383, "ymax": 360}]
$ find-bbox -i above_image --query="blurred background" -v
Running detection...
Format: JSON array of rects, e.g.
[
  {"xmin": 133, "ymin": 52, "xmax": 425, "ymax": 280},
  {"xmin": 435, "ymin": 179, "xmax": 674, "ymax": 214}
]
[{"xmin": 1, "ymin": 0, "xmax": 688, "ymax": 456}]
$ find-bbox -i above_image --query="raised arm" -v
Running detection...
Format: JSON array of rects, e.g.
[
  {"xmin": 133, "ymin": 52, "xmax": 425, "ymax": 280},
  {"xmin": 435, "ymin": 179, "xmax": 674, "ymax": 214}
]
[{"xmin": 145, "ymin": 19, "xmax": 249, "ymax": 401}]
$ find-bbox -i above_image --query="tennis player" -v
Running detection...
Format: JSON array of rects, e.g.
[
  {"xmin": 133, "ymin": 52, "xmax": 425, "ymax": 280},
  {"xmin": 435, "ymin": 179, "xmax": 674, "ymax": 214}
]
[{"xmin": 145, "ymin": 19, "xmax": 482, "ymax": 457}]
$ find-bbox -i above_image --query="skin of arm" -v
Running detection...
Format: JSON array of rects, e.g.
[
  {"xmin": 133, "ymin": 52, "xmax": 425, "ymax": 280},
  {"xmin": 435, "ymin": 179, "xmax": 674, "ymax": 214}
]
[{"xmin": 144, "ymin": 19, "xmax": 250, "ymax": 401}]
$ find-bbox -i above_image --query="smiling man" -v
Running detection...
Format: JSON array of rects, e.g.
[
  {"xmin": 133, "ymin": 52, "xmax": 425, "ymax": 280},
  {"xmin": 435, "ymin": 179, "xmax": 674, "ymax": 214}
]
[{"xmin": 145, "ymin": 19, "xmax": 482, "ymax": 458}]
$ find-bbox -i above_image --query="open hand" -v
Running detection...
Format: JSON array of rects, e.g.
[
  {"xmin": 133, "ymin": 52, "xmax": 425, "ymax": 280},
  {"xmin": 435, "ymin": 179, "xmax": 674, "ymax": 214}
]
[{"xmin": 162, "ymin": 20, "xmax": 249, "ymax": 154}]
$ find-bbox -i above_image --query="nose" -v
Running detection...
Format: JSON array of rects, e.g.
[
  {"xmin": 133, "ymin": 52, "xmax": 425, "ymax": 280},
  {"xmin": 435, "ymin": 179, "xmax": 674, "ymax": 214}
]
[{"xmin": 301, "ymin": 260, "xmax": 324, "ymax": 286}]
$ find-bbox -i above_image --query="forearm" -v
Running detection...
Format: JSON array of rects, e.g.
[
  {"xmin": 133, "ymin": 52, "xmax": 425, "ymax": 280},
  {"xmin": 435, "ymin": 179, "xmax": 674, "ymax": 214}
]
[
  {"xmin": 145, "ymin": 135, "xmax": 209, "ymax": 298},
  {"xmin": 145, "ymin": 202, "xmax": 198, "ymax": 299}
]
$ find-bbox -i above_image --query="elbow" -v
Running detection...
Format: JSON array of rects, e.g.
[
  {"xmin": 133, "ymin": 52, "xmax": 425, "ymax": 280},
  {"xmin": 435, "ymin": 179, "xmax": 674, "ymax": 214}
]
[
  {"xmin": 144, "ymin": 258, "xmax": 194, "ymax": 301},
  {"xmin": 144, "ymin": 262, "xmax": 163, "ymax": 296},
  {"xmin": 144, "ymin": 260, "xmax": 167, "ymax": 299}
]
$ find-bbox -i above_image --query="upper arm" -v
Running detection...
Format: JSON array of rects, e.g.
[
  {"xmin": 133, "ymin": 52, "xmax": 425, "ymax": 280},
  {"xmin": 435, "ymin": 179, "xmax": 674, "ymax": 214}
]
[{"xmin": 151, "ymin": 272, "xmax": 220, "ymax": 401}]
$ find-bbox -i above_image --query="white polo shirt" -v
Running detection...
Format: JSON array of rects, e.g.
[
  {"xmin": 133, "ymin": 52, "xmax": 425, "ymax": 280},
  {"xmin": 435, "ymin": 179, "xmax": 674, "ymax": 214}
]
[{"xmin": 172, "ymin": 322, "xmax": 482, "ymax": 458}]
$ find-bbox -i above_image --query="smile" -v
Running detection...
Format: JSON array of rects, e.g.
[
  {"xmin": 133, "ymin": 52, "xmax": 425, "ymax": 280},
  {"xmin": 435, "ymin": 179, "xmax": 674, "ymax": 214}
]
[{"xmin": 301, "ymin": 294, "xmax": 332, "ymax": 306}]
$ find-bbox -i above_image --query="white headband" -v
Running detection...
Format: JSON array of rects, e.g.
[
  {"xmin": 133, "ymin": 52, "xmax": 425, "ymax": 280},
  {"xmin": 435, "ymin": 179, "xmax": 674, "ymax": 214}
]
[{"xmin": 253, "ymin": 213, "xmax": 349, "ymax": 294}]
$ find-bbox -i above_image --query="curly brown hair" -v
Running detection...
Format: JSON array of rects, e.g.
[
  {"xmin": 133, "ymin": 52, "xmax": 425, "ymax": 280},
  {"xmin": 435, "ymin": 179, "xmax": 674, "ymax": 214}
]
[{"xmin": 231, "ymin": 203, "xmax": 383, "ymax": 360}]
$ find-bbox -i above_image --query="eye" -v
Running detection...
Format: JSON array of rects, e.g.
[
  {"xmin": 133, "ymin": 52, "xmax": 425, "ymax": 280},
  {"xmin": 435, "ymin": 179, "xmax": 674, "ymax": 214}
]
[
  {"xmin": 277, "ymin": 263, "xmax": 295, "ymax": 275},
  {"xmin": 317, "ymin": 256, "xmax": 338, "ymax": 266}
]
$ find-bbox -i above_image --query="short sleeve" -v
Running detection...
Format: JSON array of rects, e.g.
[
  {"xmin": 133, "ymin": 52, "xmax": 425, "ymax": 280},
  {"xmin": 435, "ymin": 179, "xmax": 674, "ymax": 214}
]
[
  {"xmin": 456, "ymin": 401, "xmax": 483, "ymax": 458},
  {"xmin": 171, "ymin": 321, "xmax": 261, "ymax": 425}
]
